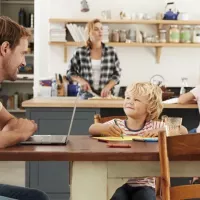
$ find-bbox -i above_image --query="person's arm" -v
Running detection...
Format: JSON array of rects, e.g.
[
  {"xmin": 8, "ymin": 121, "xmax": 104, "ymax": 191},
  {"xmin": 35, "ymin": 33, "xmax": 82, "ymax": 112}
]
[
  {"xmin": 101, "ymin": 49, "xmax": 121, "ymax": 97},
  {"xmin": 141, "ymin": 121, "xmax": 188, "ymax": 137},
  {"xmin": 101, "ymin": 80, "xmax": 116, "ymax": 97},
  {"xmin": 89, "ymin": 123, "xmax": 109, "ymax": 136},
  {"xmin": 89, "ymin": 120, "xmax": 122, "ymax": 137},
  {"xmin": 178, "ymin": 92, "xmax": 196, "ymax": 104},
  {"xmin": 0, "ymin": 103, "xmax": 15, "ymax": 130},
  {"xmin": 66, "ymin": 48, "xmax": 91, "ymax": 91},
  {"xmin": 110, "ymin": 48, "xmax": 121, "ymax": 85},
  {"xmin": 0, "ymin": 105, "xmax": 37, "ymax": 148}
]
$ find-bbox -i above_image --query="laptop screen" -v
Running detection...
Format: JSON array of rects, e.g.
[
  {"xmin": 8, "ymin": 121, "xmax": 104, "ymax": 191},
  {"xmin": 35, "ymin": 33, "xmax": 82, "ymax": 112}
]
[{"xmin": 65, "ymin": 90, "xmax": 81, "ymax": 142}]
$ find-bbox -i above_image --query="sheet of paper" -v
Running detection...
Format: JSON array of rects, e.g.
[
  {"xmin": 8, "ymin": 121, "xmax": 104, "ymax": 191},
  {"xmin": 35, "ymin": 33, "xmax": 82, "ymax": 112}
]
[{"xmin": 93, "ymin": 136, "xmax": 144, "ymax": 142}]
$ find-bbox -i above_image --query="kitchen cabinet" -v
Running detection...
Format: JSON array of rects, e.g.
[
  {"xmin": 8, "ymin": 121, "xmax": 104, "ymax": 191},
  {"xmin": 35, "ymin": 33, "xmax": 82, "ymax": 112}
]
[{"xmin": 0, "ymin": 0, "xmax": 34, "ymax": 117}]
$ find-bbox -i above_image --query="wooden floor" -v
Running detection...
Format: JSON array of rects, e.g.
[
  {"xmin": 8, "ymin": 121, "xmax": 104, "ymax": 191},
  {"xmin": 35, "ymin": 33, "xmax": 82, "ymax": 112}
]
[{"xmin": 0, "ymin": 162, "xmax": 25, "ymax": 186}]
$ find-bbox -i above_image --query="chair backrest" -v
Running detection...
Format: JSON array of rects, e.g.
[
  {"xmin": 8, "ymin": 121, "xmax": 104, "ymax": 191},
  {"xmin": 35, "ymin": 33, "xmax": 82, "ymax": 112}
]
[
  {"xmin": 158, "ymin": 131, "xmax": 200, "ymax": 200},
  {"xmin": 94, "ymin": 114, "xmax": 127, "ymax": 123}
]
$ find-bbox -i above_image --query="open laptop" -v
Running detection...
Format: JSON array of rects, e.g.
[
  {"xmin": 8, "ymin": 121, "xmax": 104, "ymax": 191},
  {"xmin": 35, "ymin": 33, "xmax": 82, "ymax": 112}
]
[{"xmin": 20, "ymin": 91, "xmax": 80, "ymax": 145}]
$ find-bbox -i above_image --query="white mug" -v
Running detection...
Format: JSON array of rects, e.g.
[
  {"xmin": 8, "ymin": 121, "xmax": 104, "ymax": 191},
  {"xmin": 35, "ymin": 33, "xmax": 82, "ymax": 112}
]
[
  {"xmin": 178, "ymin": 12, "xmax": 189, "ymax": 21},
  {"xmin": 136, "ymin": 13, "xmax": 144, "ymax": 20},
  {"xmin": 101, "ymin": 10, "xmax": 111, "ymax": 19},
  {"xmin": 131, "ymin": 13, "xmax": 136, "ymax": 20}
]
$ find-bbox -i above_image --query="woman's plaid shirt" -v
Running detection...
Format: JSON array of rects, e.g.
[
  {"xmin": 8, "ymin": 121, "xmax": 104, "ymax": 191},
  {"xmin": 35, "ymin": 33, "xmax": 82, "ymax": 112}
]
[{"xmin": 67, "ymin": 43, "xmax": 121, "ymax": 92}]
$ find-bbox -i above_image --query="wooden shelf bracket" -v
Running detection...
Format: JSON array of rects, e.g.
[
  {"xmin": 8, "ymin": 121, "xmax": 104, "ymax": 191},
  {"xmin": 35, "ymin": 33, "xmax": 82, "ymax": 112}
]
[
  {"xmin": 64, "ymin": 45, "xmax": 67, "ymax": 62},
  {"xmin": 156, "ymin": 47, "xmax": 162, "ymax": 64}
]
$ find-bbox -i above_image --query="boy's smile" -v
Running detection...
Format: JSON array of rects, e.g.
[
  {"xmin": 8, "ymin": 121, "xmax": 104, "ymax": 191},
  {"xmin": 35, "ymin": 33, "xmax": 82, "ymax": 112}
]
[{"xmin": 123, "ymin": 94, "xmax": 149, "ymax": 119}]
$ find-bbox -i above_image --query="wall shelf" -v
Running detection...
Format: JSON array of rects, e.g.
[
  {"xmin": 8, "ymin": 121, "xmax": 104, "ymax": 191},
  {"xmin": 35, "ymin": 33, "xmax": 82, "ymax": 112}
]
[
  {"xmin": 2, "ymin": 1, "xmax": 34, "ymax": 5},
  {"xmin": 49, "ymin": 41, "xmax": 200, "ymax": 63},
  {"xmin": 49, "ymin": 41, "xmax": 200, "ymax": 48},
  {"xmin": 7, "ymin": 109, "xmax": 25, "ymax": 113},
  {"xmin": 3, "ymin": 79, "xmax": 34, "ymax": 83},
  {"xmin": 49, "ymin": 18, "xmax": 200, "ymax": 63},
  {"xmin": 25, "ymin": 53, "xmax": 34, "ymax": 57},
  {"xmin": 49, "ymin": 18, "xmax": 200, "ymax": 25}
]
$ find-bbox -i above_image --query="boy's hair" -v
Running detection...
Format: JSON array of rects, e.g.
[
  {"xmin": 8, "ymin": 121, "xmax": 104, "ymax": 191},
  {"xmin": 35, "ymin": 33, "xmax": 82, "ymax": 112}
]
[
  {"xmin": 0, "ymin": 16, "xmax": 31, "ymax": 49},
  {"xmin": 125, "ymin": 82, "xmax": 163, "ymax": 121}
]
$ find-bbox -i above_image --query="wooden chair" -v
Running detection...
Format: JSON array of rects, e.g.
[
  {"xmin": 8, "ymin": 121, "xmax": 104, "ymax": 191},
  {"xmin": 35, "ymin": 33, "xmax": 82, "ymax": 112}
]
[
  {"xmin": 94, "ymin": 114, "xmax": 127, "ymax": 124},
  {"xmin": 158, "ymin": 131, "xmax": 200, "ymax": 200},
  {"xmin": 94, "ymin": 114, "xmax": 161, "ymax": 199}
]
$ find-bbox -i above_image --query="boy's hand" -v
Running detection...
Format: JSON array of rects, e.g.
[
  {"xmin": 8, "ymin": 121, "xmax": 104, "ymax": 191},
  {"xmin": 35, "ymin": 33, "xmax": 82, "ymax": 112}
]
[
  {"xmin": 103, "ymin": 124, "xmax": 123, "ymax": 137},
  {"xmin": 141, "ymin": 129, "xmax": 162, "ymax": 137}
]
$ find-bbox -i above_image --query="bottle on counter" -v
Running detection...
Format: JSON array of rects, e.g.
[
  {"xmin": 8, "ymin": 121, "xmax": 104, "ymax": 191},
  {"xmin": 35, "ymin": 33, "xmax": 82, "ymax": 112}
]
[
  {"xmin": 14, "ymin": 92, "xmax": 19, "ymax": 110},
  {"xmin": 29, "ymin": 13, "xmax": 34, "ymax": 28},
  {"xmin": 180, "ymin": 77, "xmax": 188, "ymax": 95},
  {"xmin": 51, "ymin": 79, "xmax": 57, "ymax": 97},
  {"xmin": 18, "ymin": 8, "xmax": 27, "ymax": 27}
]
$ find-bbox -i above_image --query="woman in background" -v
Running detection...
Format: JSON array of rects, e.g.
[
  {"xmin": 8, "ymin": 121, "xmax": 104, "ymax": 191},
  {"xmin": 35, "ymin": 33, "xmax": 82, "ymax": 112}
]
[{"xmin": 67, "ymin": 19, "xmax": 121, "ymax": 97}]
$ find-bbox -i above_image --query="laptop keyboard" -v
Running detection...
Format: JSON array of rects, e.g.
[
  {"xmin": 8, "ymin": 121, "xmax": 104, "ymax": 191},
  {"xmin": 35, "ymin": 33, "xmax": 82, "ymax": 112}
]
[{"xmin": 28, "ymin": 135, "xmax": 65, "ymax": 142}]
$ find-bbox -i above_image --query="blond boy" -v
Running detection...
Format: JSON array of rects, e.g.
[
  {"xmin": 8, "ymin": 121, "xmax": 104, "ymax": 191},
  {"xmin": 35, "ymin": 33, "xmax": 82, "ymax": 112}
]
[{"xmin": 89, "ymin": 82, "xmax": 187, "ymax": 200}]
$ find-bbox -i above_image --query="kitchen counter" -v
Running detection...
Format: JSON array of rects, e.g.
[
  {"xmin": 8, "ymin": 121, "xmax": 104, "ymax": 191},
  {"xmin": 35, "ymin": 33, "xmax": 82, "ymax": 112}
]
[{"xmin": 22, "ymin": 97, "xmax": 198, "ymax": 109}]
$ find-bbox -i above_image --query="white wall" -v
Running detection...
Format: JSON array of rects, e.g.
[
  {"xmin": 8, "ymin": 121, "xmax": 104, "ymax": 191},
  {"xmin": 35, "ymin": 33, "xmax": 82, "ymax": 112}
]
[{"xmin": 35, "ymin": 0, "xmax": 200, "ymax": 96}]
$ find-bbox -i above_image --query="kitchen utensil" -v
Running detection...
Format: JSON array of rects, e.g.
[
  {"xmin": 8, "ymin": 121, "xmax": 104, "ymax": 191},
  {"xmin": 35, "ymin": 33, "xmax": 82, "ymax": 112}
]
[
  {"xmin": 63, "ymin": 75, "xmax": 68, "ymax": 96},
  {"xmin": 136, "ymin": 13, "xmax": 144, "ymax": 20},
  {"xmin": 59, "ymin": 74, "xmax": 63, "ymax": 84},
  {"xmin": 68, "ymin": 84, "xmax": 79, "ymax": 96},
  {"xmin": 163, "ymin": 2, "xmax": 179, "ymax": 20},
  {"xmin": 88, "ymin": 90, "xmax": 100, "ymax": 97},
  {"xmin": 81, "ymin": 0, "xmax": 89, "ymax": 12},
  {"xmin": 150, "ymin": 74, "xmax": 165, "ymax": 86},
  {"xmin": 101, "ymin": 10, "xmax": 111, "ymax": 19},
  {"xmin": 178, "ymin": 12, "xmax": 189, "ymax": 21},
  {"xmin": 118, "ymin": 86, "xmax": 126, "ymax": 98}
]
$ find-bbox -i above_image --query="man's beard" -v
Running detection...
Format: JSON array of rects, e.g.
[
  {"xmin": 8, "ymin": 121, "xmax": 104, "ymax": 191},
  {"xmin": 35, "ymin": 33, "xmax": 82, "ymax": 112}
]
[{"xmin": 3, "ymin": 59, "xmax": 18, "ymax": 81}]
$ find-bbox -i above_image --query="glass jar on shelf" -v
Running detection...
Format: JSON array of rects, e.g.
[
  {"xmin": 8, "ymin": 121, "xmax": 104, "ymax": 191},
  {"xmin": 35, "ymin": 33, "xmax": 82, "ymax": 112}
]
[
  {"xmin": 112, "ymin": 29, "xmax": 120, "ymax": 42},
  {"xmin": 193, "ymin": 26, "xmax": 200, "ymax": 43},
  {"xmin": 180, "ymin": 25, "xmax": 192, "ymax": 43},
  {"xmin": 159, "ymin": 29, "xmax": 167, "ymax": 43},
  {"xmin": 119, "ymin": 29, "xmax": 127, "ymax": 42},
  {"xmin": 169, "ymin": 25, "xmax": 180, "ymax": 43}
]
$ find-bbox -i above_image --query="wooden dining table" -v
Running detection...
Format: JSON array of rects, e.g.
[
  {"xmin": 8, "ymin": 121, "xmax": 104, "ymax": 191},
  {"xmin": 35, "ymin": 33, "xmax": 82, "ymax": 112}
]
[{"xmin": 0, "ymin": 135, "xmax": 200, "ymax": 200}]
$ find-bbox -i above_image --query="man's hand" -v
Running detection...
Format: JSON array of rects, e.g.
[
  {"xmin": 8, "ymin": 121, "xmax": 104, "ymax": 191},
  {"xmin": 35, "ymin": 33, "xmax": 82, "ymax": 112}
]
[
  {"xmin": 103, "ymin": 124, "xmax": 123, "ymax": 137},
  {"xmin": 2, "ymin": 118, "xmax": 18, "ymax": 132},
  {"xmin": 2, "ymin": 118, "xmax": 37, "ymax": 141}
]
